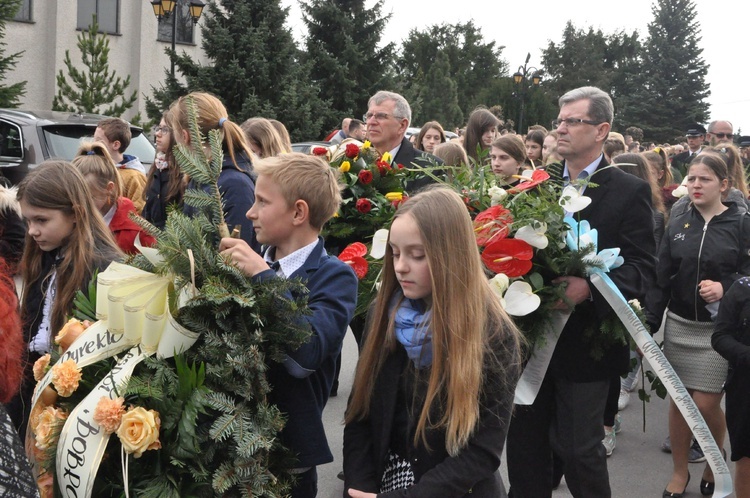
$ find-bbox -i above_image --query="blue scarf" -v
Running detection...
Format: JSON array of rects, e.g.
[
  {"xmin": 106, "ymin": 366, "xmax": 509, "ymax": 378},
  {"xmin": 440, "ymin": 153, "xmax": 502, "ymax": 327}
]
[{"xmin": 391, "ymin": 293, "xmax": 433, "ymax": 369}]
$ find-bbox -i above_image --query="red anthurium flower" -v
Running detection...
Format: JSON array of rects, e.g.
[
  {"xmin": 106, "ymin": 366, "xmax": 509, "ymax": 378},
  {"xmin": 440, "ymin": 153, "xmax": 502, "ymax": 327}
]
[
  {"xmin": 358, "ymin": 170, "xmax": 373, "ymax": 185},
  {"xmin": 338, "ymin": 243, "xmax": 369, "ymax": 279},
  {"xmin": 397, "ymin": 163, "xmax": 404, "ymax": 169},
  {"xmin": 356, "ymin": 198, "xmax": 373, "ymax": 214},
  {"xmin": 473, "ymin": 205, "xmax": 513, "ymax": 246},
  {"xmin": 344, "ymin": 143, "xmax": 360, "ymax": 158},
  {"xmin": 481, "ymin": 238, "xmax": 534, "ymax": 277},
  {"xmin": 508, "ymin": 169, "xmax": 550, "ymax": 193},
  {"xmin": 312, "ymin": 147, "xmax": 328, "ymax": 156}
]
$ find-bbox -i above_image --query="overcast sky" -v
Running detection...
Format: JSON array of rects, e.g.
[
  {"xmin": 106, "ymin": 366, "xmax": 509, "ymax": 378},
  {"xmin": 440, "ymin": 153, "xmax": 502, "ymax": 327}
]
[{"xmin": 282, "ymin": 0, "xmax": 749, "ymax": 136}]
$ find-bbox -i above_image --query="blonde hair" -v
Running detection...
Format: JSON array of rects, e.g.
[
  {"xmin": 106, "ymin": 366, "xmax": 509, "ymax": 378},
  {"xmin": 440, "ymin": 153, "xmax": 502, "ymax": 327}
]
[
  {"xmin": 269, "ymin": 119, "xmax": 293, "ymax": 154},
  {"xmin": 253, "ymin": 152, "xmax": 342, "ymax": 229},
  {"xmin": 433, "ymin": 141, "xmax": 469, "ymax": 167},
  {"xmin": 72, "ymin": 141, "xmax": 122, "ymax": 204},
  {"xmin": 345, "ymin": 187, "xmax": 521, "ymax": 455},
  {"xmin": 168, "ymin": 92, "xmax": 253, "ymax": 170},
  {"xmin": 240, "ymin": 117, "xmax": 288, "ymax": 158}
]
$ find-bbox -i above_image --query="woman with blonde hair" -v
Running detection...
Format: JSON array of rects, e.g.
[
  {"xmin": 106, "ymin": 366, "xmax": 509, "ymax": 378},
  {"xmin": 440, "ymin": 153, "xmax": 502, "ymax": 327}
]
[
  {"xmin": 168, "ymin": 92, "xmax": 260, "ymax": 253},
  {"xmin": 433, "ymin": 141, "xmax": 469, "ymax": 168},
  {"xmin": 241, "ymin": 117, "xmax": 288, "ymax": 158},
  {"xmin": 73, "ymin": 142, "xmax": 156, "ymax": 254},
  {"xmin": 269, "ymin": 119, "xmax": 293, "ymax": 154},
  {"xmin": 344, "ymin": 187, "xmax": 522, "ymax": 497}
]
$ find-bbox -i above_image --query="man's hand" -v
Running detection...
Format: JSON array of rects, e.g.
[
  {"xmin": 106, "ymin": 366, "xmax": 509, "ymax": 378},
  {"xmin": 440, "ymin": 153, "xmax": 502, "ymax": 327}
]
[
  {"xmin": 219, "ymin": 238, "xmax": 268, "ymax": 277},
  {"xmin": 551, "ymin": 276, "xmax": 591, "ymax": 310},
  {"xmin": 348, "ymin": 489, "xmax": 377, "ymax": 498},
  {"xmin": 698, "ymin": 279, "xmax": 723, "ymax": 303}
]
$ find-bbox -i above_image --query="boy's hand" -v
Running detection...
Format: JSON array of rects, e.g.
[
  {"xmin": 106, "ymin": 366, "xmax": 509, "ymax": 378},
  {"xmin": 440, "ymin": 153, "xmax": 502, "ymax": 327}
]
[
  {"xmin": 220, "ymin": 237, "xmax": 268, "ymax": 277},
  {"xmin": 551, "ymin": 275, "xmax": 591, "ymax": 310},
  {"xmin": 348, "ymin": 489, "xmax": 376, "ymax": 498}
]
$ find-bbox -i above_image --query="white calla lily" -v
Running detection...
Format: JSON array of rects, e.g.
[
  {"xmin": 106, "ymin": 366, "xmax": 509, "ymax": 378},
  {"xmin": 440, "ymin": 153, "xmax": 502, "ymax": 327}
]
[
  {"xmin": 515, "ymin": 223, "xmax": 549, "ymax": 249},
  {"xmin": 559, "ymin": 185, "xmax": 592, "ymax": 213},
  {"xmin": 370, "ymin": 229, "xmax": 389, "ymax": 259},
  {"xmin": 672, "ymin": 178, "xmax": 689, "ymax": 198},
  {"xmin": 489, "ymin": 273, "xmax": 510, "ymax": 297},
  {"xmin": 488, "ymin": 186, "xmax": 508, "ymax": 206},
  {"xmin": 502, "ymin": 281, "xmax": 541, "ymax": 316}
]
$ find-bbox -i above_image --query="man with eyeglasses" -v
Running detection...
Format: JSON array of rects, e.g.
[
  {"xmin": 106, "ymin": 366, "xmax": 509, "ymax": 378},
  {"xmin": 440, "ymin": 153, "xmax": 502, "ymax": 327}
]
[
  {"xmin": 706, "ymin": 120, "xmax": 734, "ymax": 146},
  {"xmin": 507, "ymin": 86, "xmax": 656, "ymax": 498},
  {"xmin": 672, "ymin": 124, "xmax": 706, "ymax": 178},
  {"xmin": 363, "ymin": 91, "xmax": 443, "ymax": 191}
]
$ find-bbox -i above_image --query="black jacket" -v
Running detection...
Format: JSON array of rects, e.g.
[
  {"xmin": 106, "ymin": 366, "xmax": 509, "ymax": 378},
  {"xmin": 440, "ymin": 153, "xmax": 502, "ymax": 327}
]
[
  {"xmin": 647, "ymin": 202, "xmax": 750, "ymax": 325},
  {"xmin": 343, "ymin": 325, "xmax": 519, "ymax": 497},
  {"xmin": 142, "ymin": 167, "xmax": 182, "ymax": 230},
  {"xmin": 392, "ymin": 138, "xmax": 445, "ymax": 193},
  {"xmin": 712, "ymin": 277, "xmax": 750, "ymax": 372}
]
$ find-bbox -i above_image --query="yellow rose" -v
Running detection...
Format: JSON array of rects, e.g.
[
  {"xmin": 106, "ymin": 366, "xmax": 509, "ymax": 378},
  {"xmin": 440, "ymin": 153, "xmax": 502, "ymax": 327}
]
[
  {"xmin": 380, "ymin": 151, "xmax": 392, "ymax": 163},
  {"xmin": 33, "ymin": 353, "xmax": 51, "ymax": 382},
  {"xmin": 34, "ymin": 406, "xmax": 67, "ymax": 450},
  {"xmin": 117, "ymin": 407, "xmax": 162, "ymax": 458},
  {"xmin": 362, "ymin": 140, "xmax": 371, "ymax": 150},
  {"xmin": 51, "ymin": 359, "xmax": 82, "ymax": 397},
  {"xmin": 339, "ymin": 161, "xmax": 351, "ymax": 173},
  {"xmin": 385, "ymin": 192, "xmax": 403, "ymax": 202}
]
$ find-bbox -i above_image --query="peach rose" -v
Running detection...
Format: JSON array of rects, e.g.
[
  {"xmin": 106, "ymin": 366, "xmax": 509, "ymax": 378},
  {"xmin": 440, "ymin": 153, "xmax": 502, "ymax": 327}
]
[
  {"xmin": 34, "ymin": 406, "xmax": 67, "ymax": 450},
  {"xmin": 54, "ymin": 317, "xmax": 87, "ymax": 352},
  {"xmin": 116, "ymin": 407, "xmax": 161, "ymax": 458},
  {"xmin": 51, "ymin": 359, "xmax": 82, "ymax": 397},
  {"xmin": 33, "ymin": 354, "xmax": 51, "ymax": 382},
  {"xmin": 93, "ymin": 397, "xmax": 126, "ymax": 434}
]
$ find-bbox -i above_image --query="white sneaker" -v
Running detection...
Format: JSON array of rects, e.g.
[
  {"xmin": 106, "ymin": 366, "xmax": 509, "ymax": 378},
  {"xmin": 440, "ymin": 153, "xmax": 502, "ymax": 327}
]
[
  {"xmin": 602, "ymin": 427, "xmax": 616, "ymax": 456},
  {"xmin": 617, "ymin": 389, "xmax": 630, "ymax": 410}
]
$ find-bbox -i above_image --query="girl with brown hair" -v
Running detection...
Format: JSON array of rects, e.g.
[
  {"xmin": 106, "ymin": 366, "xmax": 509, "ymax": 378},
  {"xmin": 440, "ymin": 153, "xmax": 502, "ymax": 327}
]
[
  {"xmin": 343, "ymin": 187, "xmax": 522, "ymax": 497},
  {"xmin": 8, "ymin": 161, "xmax": 123, "ymax": 438},
  {"xmin": 142, "ymin": 110, "xmax": 185, "ymax": 230}
]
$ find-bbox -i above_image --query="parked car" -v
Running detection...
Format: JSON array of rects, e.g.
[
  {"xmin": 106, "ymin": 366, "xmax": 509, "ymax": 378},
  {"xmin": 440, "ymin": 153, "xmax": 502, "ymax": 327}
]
[
  {"xmin": 291, "ymin": 141, "xmax": 331, "ymax": 154},
  {"xmin": 0, "ymin": 109, "xmax": 155, "ymax": 186}
]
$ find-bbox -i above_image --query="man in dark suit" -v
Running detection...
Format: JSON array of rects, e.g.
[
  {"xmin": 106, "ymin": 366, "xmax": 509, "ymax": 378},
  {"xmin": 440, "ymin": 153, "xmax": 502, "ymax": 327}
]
[
  {"xmin": 506, "ymin": 86, "xmax": 656, "ymax": 498},
  {"xmin": 364, "ymin": 91, "xmax": 443, "ymax": 191},
  {"xmin": 671, "ymin": 124, "xmax": 706, "ymax": 178}
]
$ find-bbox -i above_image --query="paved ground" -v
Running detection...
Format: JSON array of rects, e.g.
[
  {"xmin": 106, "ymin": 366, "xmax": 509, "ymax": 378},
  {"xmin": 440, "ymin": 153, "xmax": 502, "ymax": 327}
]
[{"xmin": 317, "ymin": 330, "xmax": 738, "ymax": 497}]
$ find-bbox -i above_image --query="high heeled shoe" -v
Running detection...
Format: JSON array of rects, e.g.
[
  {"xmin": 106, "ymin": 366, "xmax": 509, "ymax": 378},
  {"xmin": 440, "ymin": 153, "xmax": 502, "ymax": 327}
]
[
  {"xmin": 662, "ymin": 473, "xmax": 690, "ymax": 498},
  {"xmin": 700, "ymin": 448, "xmax": 727, "ymax": 495}
]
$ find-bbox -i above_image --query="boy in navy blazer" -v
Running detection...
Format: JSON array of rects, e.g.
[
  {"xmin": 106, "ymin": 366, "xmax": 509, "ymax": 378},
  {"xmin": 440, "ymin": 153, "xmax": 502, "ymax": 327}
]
[{"xmin": 220, "ymin": 152, "xmax": 358, "ymax": 497}]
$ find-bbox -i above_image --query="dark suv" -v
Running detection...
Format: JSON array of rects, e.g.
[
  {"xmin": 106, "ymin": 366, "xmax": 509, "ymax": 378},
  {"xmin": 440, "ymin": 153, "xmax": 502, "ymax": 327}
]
[{"xmin": 0, "ymin": 109, "xmax": 155, "ymax": 185}]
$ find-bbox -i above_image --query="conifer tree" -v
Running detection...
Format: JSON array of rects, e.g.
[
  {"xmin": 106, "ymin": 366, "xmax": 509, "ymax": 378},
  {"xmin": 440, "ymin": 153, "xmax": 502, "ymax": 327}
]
[
  {"xmin": 52, "ymin": 16, "xmax": 137, "ymax": 117},
  {"xmin": 300, "ymin": 0, "xmax": 395, "ymax": 133},
  {"xmin": 146, "ymin": 0, "xmax": 328, "ymax": 141},
  {"xmin": 618, "ymin": 0, "xmax": 710, "ymax": 141},
  {"xmin": 415, "ymin": 52, "xmax": 463, "ymax": 128},
  {"xmin": 0, "ymin": 0, "xmax": 25, "ymax": 107}
]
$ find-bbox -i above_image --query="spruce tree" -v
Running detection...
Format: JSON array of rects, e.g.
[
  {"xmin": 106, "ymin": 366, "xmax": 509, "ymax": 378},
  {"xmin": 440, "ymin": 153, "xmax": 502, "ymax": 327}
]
[
  {"xmin": 52, "ymin": 15, "xmax": 137, "ymax": 117},
  {"xmin": 146, "ymin": 0, "xmax": 327, "ymax": 142},
  {"xmin": 300, "ymin": 0, "xmax": 395, "ymax": 134},
  {"xmin": 619, "ymin": 0, "xmax": 710, "ymax": 141},
  {"xmin": 0, "ymin": 0, "xmax": 25, "ymax": 107},
  {"xmin": 415, "ymin": 52, "xmax": 463, "ymax": 128}
]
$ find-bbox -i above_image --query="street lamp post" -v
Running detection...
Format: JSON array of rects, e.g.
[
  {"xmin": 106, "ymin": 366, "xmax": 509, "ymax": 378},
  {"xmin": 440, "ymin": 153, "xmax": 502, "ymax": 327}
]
[
  {"xmin": 512, "ymin": 53, "xmax": 542, "ymax": 134},
  {"xmin": 150, "ymin": 0, "xmax": 205, "ymax": 78}
]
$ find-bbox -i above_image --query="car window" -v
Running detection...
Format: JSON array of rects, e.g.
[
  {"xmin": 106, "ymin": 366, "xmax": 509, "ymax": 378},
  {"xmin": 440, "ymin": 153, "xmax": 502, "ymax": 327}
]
[
  {"xmin": 42, "ymin": 126, "xmax": 155, "ymax": 164},
  {"xmin": 0, "ymin": 120, "xmax": 23, "ymax": 159}
]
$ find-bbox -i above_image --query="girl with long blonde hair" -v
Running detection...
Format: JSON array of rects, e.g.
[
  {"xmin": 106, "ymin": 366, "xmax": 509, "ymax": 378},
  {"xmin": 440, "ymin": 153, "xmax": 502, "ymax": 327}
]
[{"xmin": 343, "ymin": 187, "xmax": 522, "ymax": 497}]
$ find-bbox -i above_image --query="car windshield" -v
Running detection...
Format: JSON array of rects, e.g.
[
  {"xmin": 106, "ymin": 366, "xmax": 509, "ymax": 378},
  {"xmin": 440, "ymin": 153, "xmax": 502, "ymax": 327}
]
[{"xmin": 42, "ymin": 126, "xmax": 155, "ymax": 164}]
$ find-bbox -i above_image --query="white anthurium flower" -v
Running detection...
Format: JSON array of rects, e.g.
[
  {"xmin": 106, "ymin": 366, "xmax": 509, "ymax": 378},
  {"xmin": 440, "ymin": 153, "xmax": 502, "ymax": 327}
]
[
  {"xmin": 672, "ymin": 178, "xmax": 689, "ymax": 198},
  {"xmin": 488, "ymin": 186, "xmax": 508, "ymax": 206},
  {"xmin": 583, "ymin": 247, "xmax": 624, "ymax": 273},
  {"xmin": 489, "ymin": 273, "xmax": 510, "ymax": 297},
  {"xmin": 559, "ymin": 185, "xmax": 592, "ymax": 213},
  {"xmin": 370, "ymin": 229, "xmax": 389, "ymax": 259},
  {"xmin": 503, "ymin": 281, "xmax": 541, "ymax": 317},
  {"xmin": 515, "ymin": 223, "xmax": 549, "ymax": 249}
]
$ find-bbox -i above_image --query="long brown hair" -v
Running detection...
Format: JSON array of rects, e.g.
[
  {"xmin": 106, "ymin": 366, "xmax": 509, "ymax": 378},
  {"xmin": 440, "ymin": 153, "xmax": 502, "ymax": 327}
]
[
  {"xmin": 613, "ymin": 153, "xmax": 666, "ymax": 215},
  {"xmin": 168, "ymin": 92, "xmax": 254, "ymax": 170},
  {"xmin": 145, "ymin": 110, "xmax": 185, "ymax": 204},
  {"xmin": 464, "ymin": 108, "xmax": 500, "ymax": 165},
  {"xmin": 17, "ymin": 161, "xmax": 123, "ymax": 336},
  {"xmin": 240, "ymin": 117, "xmax": 288, "ymax": 158},
  {"xmin": 709, "ymin": 144, "xmax": 748, "ymax": 197},
  {"xmin": 415, "ymin": 121, "xmax": 446, "ymax": 152},
  {"xmin": 345, "ymin": 187, "xmax": 521, "ymax": 455}
]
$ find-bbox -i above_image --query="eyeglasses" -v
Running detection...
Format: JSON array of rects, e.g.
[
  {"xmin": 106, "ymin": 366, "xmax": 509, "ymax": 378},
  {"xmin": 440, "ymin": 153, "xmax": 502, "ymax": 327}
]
[
  {"xmin": 154, "ymin": 126, "xmax": 171, "ymax": 134},
  {"xmin": 551, "ymin": 118, "xmax": 604, "ymax": 129},
  {"xmin": 710, "ymin": 132, "xmax": 733, "ymax": 139},
  {"xmin": 363, "ymin": 112, "xmax": 398, "ymax": 122}
]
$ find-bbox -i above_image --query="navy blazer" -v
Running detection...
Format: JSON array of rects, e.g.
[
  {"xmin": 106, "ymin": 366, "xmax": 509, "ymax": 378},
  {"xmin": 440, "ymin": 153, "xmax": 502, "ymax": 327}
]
[
  {"xmin": 254, "ymin": 237, "xmax": 358, "ymax": 468},
  {"xmin": 546, "ymin": 159, "xmax": 657, "ymax": 381}
]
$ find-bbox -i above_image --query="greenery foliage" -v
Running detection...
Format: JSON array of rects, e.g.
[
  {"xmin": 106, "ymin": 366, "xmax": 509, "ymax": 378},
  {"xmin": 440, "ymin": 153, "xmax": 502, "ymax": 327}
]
[
  {"xmin": 0, "ymin": 0, "xmax": 25, "ymax": 107},
  {"xmin": 52, "ymin": 15, "xmax": 137, "ymax": 117}
]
